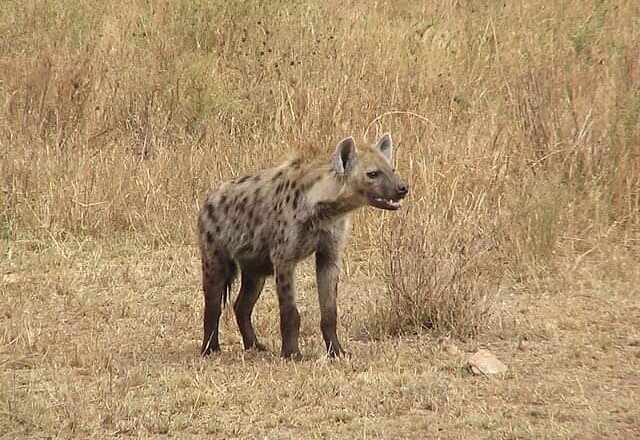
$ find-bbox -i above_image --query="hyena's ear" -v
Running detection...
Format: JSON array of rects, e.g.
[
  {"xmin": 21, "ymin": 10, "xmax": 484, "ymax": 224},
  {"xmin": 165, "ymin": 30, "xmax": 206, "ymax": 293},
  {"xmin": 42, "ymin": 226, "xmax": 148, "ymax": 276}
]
[
  {"xmin": 331, "ymin": 136, "xmax": 358, "ymax": 174},
  {"xmin": 375, "ymin": 133, "xmax": 393, "ymax": 162}
]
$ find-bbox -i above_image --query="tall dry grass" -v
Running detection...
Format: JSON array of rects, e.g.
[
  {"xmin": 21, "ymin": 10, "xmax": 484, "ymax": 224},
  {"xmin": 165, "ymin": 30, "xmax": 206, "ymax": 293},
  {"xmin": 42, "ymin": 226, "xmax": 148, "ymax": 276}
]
[{"xmin": 1, "ymin": 0, "xmax": 639, "ymax": 336}]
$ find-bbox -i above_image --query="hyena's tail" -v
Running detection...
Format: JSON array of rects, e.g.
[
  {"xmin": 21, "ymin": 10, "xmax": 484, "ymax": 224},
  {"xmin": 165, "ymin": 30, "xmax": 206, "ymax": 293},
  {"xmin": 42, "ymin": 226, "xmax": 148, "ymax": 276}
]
[{"xmin": 222, "ymin": 259, "xmax": 238, "ymax": 308}]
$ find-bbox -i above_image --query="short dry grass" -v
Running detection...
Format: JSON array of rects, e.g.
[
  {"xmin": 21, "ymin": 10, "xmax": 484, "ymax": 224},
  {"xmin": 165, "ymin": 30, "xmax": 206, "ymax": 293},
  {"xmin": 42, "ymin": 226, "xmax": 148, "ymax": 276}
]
[
  {"xmin": 2, "ymin": 238, "xmax": 638, "ymax": 439},
  {"xmin": 1, "ymin": 0, "xmax": 639, "ymax": 438}
]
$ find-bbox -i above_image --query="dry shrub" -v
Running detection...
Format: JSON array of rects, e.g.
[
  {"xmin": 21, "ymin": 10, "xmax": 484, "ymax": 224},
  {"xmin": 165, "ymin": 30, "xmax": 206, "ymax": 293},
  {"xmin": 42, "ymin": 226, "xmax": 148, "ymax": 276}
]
[
  {"xmin": 376, "ymin": 209, "xmax": 499, "ymax": 339},
  {"xmin": 365, "ymin": 150, "xmax": 507, "ymax": 339}
]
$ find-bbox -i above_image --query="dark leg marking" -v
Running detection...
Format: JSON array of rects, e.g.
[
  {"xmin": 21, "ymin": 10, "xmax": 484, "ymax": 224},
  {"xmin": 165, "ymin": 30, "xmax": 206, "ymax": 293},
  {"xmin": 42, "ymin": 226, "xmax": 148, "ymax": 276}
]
[
  {"xmin": 234, "ymin": 270, "xmax": 267, "ymax": 351},
  {"xmin": 275, "ymin": 263, "xmax": 301, "ymax": 359},
  {"xmin": 201, "ymin": 250, "xmax": 235, "ymax": 356},
  {"xmin": 316, "ymin": 247, "xmax": 343, "ymax": 358}
]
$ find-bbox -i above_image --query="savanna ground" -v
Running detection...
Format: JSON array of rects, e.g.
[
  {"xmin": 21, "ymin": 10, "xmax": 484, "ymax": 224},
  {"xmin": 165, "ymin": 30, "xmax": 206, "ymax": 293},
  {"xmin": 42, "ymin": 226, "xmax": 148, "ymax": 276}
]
[{"xmin": 1, "ymin": 1, "xmax": 639, "ymax": 438}]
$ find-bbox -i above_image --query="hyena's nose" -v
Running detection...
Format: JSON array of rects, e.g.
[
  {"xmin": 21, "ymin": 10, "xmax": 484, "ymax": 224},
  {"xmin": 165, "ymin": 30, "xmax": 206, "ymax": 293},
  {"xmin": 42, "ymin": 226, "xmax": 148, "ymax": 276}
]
[{"xmin": 397, "ymin": 181, "xmax": 409, "ymax": 196}]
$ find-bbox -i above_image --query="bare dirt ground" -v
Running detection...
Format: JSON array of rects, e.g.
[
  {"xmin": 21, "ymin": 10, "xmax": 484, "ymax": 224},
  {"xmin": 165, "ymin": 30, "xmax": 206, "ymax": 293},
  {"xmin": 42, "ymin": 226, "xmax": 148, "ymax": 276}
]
[{"xmin": 2, "ymin": 237, "xmax": 638, "ymax": 439}]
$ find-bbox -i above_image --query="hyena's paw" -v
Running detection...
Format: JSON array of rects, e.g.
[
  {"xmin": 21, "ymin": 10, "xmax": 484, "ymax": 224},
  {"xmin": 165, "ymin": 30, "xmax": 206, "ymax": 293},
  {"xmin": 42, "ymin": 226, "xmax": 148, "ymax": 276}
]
[
  {"xmin": 281, "ymin": 349, "xmax": 303, "ymax": 361},
  {"xmin": 327, "ymin": 342, "xmax": 344, "ymax": 358},
  {"xmin": 245, "ymin": 341, "xmax": 268, "ymax": 352},
  {"xmin": 200, "ymin": 344, "xmax": 221, "ymax": 357}
]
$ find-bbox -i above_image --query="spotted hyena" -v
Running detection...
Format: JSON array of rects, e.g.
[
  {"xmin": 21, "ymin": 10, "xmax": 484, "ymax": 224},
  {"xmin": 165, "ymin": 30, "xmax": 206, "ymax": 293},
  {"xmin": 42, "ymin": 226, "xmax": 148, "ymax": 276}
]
[{"xmin": 197, "ymin": 133, "xmax": 409, "ymax": 359}]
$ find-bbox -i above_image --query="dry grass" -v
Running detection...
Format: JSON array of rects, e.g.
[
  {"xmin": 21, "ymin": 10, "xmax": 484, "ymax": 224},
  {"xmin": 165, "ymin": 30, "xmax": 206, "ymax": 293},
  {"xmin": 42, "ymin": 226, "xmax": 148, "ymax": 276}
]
[
  {"xmin": 2, "ymin": 238, "xmax": 638, "ymax": 439},
  {"xmin": 1, "ymin": 0, "xmax": 640, "ymax": 438}
]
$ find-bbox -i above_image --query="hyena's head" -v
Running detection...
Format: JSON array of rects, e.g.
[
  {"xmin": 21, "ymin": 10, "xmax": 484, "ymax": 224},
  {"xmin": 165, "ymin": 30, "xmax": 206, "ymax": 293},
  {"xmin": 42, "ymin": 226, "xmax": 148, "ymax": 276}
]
[{"xmin": 331, "ymin": 133, "xmax": 409, "ymax": 211}]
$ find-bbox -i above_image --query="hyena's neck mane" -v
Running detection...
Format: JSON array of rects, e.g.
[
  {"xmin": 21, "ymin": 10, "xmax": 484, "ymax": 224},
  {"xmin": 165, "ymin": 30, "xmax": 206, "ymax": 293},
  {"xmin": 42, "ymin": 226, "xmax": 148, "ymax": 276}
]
[{"xmin": 294, "ymin": 159, "xmax": 362, "ymax": 220}]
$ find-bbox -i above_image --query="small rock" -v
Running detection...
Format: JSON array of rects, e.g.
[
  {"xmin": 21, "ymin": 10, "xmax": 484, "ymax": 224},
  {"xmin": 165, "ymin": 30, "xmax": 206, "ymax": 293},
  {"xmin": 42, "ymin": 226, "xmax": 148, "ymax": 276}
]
[{"xmin": 468, "ymin": 349, "xmax": 507, "ymax": 375}]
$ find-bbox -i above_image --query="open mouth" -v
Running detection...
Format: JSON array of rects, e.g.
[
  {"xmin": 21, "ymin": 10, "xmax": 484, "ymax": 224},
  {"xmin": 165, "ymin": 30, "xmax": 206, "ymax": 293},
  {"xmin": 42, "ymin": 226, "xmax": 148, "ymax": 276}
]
[{"xmin": 369, "ymin": 197, "xmax": 403, "ymax": 211}]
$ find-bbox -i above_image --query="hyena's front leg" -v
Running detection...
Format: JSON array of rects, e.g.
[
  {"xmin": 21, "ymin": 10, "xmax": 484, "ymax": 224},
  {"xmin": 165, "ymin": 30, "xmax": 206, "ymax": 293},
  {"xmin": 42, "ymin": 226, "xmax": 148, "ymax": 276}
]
[
  {"xmin": 315, "ymin": 246, "xmax": 343, "ymax": 357},
  {"xmin": 274, "ymin": 261, "xmax": 301, "ymax": 359}
]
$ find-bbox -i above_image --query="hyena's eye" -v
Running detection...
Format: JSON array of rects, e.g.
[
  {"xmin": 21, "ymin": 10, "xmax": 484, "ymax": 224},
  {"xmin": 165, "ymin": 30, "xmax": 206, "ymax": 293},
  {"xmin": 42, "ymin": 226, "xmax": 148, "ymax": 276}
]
[{"xmin": 366, "ymin": 170, "xmax": 380, "ymax": 179}]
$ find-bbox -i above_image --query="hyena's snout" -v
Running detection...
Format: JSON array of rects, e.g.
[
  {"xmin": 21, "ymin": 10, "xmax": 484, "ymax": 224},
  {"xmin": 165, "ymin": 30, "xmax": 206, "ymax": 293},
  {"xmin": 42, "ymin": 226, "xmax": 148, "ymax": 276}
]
[
  {"xmin": 396, "ymin": 180, "xmax": 409, "ymax": 197},
  {"xmin": 369, "ymin": 178, "xmax": 409, "ymax": 211}
]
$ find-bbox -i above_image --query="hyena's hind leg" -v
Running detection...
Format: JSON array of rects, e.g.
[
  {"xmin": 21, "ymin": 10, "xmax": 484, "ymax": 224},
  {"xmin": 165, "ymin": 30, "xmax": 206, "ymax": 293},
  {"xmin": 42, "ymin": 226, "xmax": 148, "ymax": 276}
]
[
  {"xmin": 234, "ymin": 269, "xmax": 267, "ymax": 351},
  {"xmin": 200, "ymin": 246, "xmax": 236, "ymax": 356}
]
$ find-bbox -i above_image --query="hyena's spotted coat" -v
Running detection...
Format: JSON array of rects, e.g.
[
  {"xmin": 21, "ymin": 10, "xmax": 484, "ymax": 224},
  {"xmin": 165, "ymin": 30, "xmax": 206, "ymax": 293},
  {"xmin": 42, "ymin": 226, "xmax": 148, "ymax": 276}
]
[{"xmin": 197, "ymin": 134, "xmax": 409, "ymax": 358}]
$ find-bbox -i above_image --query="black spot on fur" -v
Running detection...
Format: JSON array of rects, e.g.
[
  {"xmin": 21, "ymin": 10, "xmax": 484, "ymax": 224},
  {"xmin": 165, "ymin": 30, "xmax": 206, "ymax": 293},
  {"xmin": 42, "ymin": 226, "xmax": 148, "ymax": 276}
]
[
  {"xmin": 285, "ymin": 194, "xmax": 291, "ymax": 204},
  {"xmin": 206, "ymin": 202, "xmax": 215, "ymax": 219},
  {"xmin": 293, "ymin": 188, "xmax": 301, "ymax": 209},
  {"xmin": 252, "ymin": 175, "xmax": 261, "ymax": 182},
  {"xmin": 220, "ymin": 195, "xmax": 227, "ymax": 205},
  {"xmin": 236, "ymin": 175, "xmax": 250, "ymax": 184},
  {"xmin": 272, "ymin": 170, "xmax": 283, "ymax": 181},
  {"xmin": 206, "ymin": 232, "xmax": 213, "ymax": 243}
]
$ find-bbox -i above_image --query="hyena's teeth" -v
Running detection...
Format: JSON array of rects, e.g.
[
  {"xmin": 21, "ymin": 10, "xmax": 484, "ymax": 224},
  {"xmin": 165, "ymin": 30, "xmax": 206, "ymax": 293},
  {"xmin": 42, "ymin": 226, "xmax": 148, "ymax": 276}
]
[{"xmin": 374, "ymin": 197, "xmax": 402, "ymax": 209}]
